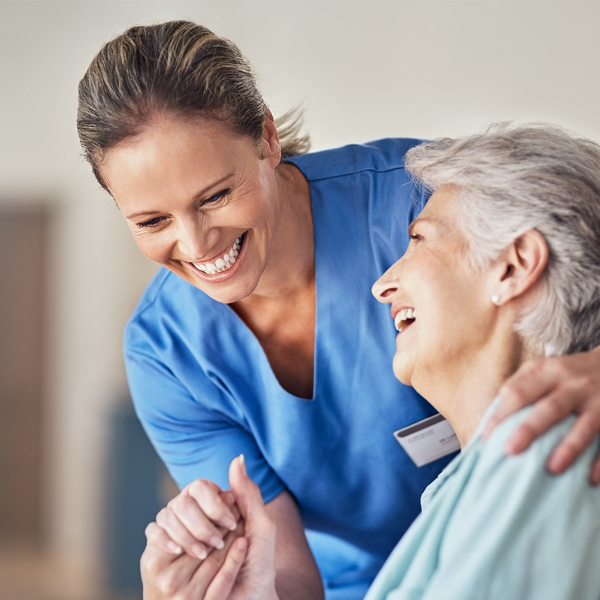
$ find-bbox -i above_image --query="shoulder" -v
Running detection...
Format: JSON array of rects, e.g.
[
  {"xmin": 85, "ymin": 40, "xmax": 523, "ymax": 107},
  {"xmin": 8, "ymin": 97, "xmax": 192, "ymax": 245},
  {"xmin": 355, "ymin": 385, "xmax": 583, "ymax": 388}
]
[
  {"xmin": 286, "ymin": 138, "xmax": 425, "ymax": 182},
  {"xmin": 458, "ymin": 406, "xmax": 600, "ymax": 513},
  {"xmin": 124, "ymin": 267, "xmax": 218, "ymax": 351}
]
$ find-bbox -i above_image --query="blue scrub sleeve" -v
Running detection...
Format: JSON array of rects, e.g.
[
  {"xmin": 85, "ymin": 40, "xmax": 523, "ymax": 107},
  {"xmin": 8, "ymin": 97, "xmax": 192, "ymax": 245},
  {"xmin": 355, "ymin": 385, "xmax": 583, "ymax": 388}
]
[{"xmin": 125, "ymin": 346, "xmax": 286, "ymax": 502}]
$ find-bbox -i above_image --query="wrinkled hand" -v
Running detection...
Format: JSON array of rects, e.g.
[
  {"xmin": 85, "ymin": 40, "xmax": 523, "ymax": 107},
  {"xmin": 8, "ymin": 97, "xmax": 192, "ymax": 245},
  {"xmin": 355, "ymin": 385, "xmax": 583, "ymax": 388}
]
[
  {"xmin": 483, "ymin": 348, "xmax": 600, "ymax": 483},
  {"xmin": 141, "ymin": 455, "xmax": 277, "ymax": 600}
]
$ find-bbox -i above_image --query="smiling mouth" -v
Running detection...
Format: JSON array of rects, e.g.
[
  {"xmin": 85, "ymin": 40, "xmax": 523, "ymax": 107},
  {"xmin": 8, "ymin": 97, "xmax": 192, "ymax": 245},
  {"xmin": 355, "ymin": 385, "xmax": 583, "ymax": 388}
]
[
  {"xmin": 191, "ymin": 233, "xmax": 245, "ymax": 275},
  {"xmin": 394, "ymin": 308, "xmax": 416, "ymax": 332}
]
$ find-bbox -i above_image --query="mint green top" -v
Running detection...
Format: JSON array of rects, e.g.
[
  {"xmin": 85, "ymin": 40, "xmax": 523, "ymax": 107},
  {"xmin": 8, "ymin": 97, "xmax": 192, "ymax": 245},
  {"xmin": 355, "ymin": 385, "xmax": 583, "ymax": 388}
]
[{"xmin": 365, "ymin": 400, "xmax": 600, "ymax": 600}]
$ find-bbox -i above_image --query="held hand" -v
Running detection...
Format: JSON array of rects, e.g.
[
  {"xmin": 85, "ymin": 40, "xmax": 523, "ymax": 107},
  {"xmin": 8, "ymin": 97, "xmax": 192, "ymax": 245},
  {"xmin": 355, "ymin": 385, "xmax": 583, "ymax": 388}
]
[
  {"xmin": 141, "ymin": 458, "xmax": 278, "ymax": 600},
  {"xmin": 483, "ymin": 348, "xmax": 600, "ymax": 483},
  {"xmin": 225, "ymin": 455, "xmax": 278, "ymax": 600},
  {"xmin": 154, "ymin": 480, "xmax": 241, "ymax": 560},
  {"xmin": 142, "ymin": 516, "xmax": 247, "ymax": 600}
]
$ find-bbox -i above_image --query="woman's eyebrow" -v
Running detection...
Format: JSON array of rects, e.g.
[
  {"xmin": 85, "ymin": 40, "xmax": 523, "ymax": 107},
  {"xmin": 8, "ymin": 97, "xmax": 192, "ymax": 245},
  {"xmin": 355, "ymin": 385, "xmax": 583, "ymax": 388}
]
[
  {"xmin": 125, "ymin": 173, "xmax": 235, "ymax": 219},
  {"xmin": 410, "ymin": 217, "xmax": 444, "ymax": 232}
]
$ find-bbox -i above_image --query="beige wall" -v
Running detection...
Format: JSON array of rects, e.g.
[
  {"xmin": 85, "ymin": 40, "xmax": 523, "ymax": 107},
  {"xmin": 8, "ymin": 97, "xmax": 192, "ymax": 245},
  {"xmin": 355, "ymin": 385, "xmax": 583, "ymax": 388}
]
[{"xmin": 1, "ymin": 0, "xmax": 599, "ymax": 587}]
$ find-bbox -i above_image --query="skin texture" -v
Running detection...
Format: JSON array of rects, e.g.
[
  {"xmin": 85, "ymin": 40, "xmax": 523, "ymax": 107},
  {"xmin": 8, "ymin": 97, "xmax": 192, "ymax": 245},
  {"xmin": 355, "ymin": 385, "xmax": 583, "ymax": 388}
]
[
  {"xmin": 372, "ymin": 185, "xmax": 548, "ymax": 445},
  {"xmin": 103, "ymin": 116, "xmax": 600, "ymax": 600}
]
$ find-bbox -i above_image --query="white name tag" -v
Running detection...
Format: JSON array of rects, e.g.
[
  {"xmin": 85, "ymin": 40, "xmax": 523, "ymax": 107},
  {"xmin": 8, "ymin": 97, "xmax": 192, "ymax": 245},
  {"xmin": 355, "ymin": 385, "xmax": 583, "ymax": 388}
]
[{"xmin": 394, "ymin": 414, "xmax": 460, "ymax": 467}]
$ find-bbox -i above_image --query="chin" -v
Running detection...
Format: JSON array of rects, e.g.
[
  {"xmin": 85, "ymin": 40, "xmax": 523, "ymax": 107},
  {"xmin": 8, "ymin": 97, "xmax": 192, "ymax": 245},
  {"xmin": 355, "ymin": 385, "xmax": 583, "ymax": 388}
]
[{"xmin": 392, "ymin": 357, "xmax": 413, "ymax": 386}]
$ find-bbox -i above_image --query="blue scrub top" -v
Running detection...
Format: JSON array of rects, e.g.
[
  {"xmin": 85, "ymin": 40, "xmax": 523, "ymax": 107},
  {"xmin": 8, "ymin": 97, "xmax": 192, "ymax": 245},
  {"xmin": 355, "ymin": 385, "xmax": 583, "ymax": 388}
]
[{"xmin": 124, "ymin": 138, "xmax": 456, "ymax": 599}]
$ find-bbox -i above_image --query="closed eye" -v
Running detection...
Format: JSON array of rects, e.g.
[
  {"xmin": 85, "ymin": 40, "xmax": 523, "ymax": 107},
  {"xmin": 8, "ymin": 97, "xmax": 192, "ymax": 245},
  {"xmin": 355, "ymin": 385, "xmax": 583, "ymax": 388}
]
[
  {"xmin": 409, "ymin": 234, "xmax": 423, "ymax": 242},
  {"xmin": 138, "ymin": 216, "xmax": 165, "ymax": 228},
  {"xmin": 201, "ymin": 189, "xmax": 230, "ymax": 207}
]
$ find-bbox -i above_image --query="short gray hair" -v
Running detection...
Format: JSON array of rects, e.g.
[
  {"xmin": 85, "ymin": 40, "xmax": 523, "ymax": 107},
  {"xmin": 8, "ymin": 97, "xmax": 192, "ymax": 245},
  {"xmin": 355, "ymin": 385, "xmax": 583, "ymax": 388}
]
[{"xmin": 404, "ymin": 123, "xmax": 600, "ymax": 357}]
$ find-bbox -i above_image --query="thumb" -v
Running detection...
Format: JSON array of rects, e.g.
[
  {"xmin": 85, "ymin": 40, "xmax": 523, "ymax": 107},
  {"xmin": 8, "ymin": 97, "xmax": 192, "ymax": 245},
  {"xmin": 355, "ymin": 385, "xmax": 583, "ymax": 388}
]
[{"xmin": 228, "ymin": 455, "xmax": 267, "ymax": 524}]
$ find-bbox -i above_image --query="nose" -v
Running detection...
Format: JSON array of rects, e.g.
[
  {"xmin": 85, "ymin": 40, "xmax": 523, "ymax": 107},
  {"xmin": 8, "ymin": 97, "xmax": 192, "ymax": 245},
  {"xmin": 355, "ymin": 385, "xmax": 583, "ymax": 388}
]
[
  {"xmin": 372, "ymin": 266, "xmax": 399, "ymax": 303},
  {"xmin": 176, "ymin": 216, "xmax": 209, "ymax": 260}
]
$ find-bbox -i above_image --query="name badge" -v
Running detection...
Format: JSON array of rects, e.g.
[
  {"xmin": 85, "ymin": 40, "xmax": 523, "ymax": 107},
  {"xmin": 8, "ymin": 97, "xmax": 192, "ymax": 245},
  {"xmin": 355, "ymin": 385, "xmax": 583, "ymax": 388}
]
[{"xmin": 394, "ymin": 414, "xmax": 460, "ymax": 467}]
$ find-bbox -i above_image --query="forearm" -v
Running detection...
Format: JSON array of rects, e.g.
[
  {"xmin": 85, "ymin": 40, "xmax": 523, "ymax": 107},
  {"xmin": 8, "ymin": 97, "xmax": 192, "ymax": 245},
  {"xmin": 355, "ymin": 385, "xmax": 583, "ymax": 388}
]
[{"xmin": 275, "ymin": 568, "xmax": 325, "ymax": 600}]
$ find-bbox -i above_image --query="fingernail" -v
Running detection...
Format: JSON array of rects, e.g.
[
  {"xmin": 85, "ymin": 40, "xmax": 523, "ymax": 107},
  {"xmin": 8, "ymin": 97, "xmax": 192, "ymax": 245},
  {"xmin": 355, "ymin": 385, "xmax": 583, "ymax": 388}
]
[
  {"xmin": 210, "ymin": 535, "xmax": 225, "ymax": 550},
  {"xmin": 238, "ymin": 454, "xmax": 246, "ymax": 476},
  {"xmin": 191, "ymin": 543, "xmax": 207, "ymax": 560},
  {"xmin": 224, "ymin": 516, "xmax": 237, "ymax": 531},
  {"xmin": 167, "ymin": 541, "xmax": 183, "ymax": 555}
]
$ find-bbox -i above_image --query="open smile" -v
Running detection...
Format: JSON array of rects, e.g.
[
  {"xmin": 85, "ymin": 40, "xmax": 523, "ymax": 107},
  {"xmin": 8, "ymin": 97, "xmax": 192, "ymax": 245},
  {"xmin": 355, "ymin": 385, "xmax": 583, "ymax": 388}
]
[
  {"xmin": 394, "ymin": 307, "xmax": 416, "ymax": 333},
  {"xmin": 186, "ymin": 233, "xmax": 247, "ymax": 281}
]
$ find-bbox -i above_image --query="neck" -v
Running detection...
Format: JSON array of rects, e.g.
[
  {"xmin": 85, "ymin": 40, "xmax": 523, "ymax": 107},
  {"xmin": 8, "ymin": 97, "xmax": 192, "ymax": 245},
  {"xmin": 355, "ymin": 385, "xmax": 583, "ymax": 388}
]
[
  {"xmin": 248, "ymin": 162, "xmax": 315, "ymax": 302},
  {"xmin": 423, "ymin": 323, "xmax": 528, "ymax": 448}
]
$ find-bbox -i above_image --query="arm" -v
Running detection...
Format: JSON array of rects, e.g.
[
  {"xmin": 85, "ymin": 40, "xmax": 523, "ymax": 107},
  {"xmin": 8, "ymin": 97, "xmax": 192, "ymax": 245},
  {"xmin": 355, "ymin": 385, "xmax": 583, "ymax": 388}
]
[
  {"xmin": 141, "ymin": 457, "xmax": 324, "ymax": 600},
  {"xmin": 266, "ymin": 489, "xmax": 324, "ymax": 600},
  {"xmin": 125, "ymin": 336, "xmax": 322, "ymax": 598},
  {"xmin": 483, "ymin": 346, "xmax": 600, "ymax": 481}
]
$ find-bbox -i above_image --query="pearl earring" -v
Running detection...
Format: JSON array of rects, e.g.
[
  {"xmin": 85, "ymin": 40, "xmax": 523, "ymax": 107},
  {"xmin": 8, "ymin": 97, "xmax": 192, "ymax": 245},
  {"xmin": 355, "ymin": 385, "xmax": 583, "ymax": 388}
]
[{"xmin": 491, "ymin": 295, "xmax": 500, "ymax": 305}]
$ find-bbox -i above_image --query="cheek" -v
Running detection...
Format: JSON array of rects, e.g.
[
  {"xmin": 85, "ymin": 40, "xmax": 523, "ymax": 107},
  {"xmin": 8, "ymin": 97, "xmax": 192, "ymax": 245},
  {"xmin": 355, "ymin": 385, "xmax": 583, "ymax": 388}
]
[{"xmin": 133, "ymin": 233, "xmax": 172, "ymax": 265}]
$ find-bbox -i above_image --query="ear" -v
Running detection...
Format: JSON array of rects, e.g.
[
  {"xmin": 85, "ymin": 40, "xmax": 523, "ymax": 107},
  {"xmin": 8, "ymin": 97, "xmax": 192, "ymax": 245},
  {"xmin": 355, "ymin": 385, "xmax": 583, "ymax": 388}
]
[
  {"xmin": 260, "ymin": 109, "xmax": 281, "ymax": 166},
  {"xmin": 493, "ymin": 229, "xmax": 549, "ymax": 304}
]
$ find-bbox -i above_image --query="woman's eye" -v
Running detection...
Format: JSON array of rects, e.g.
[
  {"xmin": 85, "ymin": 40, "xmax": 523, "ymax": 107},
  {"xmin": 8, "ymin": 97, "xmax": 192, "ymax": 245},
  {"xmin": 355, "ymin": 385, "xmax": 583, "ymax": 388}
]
[
  {"xmin": 138, "ymin": 217, "xmax": 164, "ymax": 228},
  {"xmin": 202, "ymin": 189, "xmax": 230, "ymax": 206},
  {"xmin": 409, "ymin": 234, "xmax": 423, "ymax": 242}
]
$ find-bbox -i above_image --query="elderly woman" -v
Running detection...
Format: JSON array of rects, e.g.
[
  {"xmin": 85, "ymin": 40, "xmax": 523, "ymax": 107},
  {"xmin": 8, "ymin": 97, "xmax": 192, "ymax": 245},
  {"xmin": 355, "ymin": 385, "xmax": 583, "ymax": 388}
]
[
  {"xmin": 366, "ymin": 124, "xmax": 600, "ymax": 599},
  {"xmin": 78, "ymin": 21, "xmax": 600, "ymax": 600}
]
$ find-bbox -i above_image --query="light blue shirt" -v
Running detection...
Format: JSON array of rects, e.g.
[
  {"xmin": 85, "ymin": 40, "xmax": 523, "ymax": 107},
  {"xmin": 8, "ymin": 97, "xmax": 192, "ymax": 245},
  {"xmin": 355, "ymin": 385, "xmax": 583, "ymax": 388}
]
[{"xmin": 365, "ymin": 400, "xmax": 600, "ymax": 600}]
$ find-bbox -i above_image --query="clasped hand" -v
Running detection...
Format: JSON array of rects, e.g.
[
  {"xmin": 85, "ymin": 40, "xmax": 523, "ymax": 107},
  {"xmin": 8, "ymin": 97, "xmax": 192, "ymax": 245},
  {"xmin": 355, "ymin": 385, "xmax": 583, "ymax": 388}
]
[{"xmin": 141, "ymin": 455, "xmax": 277, "ymax": 600}]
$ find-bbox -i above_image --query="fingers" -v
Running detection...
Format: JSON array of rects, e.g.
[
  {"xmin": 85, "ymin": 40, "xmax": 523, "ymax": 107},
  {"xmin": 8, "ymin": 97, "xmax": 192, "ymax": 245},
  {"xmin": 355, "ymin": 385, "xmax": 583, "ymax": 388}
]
[
  {"xmin": 203, "ymin": 537, "xmax": 248, "ymax": 600},
  {"xmin": 186, "ymin": 479, "xmax": 239, "ymax": 531},
  {"xmin": 142, "ymin": 519, "xmax": 246, "ymax": 600},
  {"xmin": 155, "ymin": 480, "xmax": 241, "ymax": 561},
  {"xmin": 589, "ymin": 448, "xmax": 600, "ymax": 486},
  {"xmin": 547, "ymin": 411, "xmax": 600, "ymax": 474},
  {"xmin": 145, "ymin": 521, "xmax": 183, "ymax": 562},
  {"xmin": 228, "ymin": 455, "xmax": 266, "ymax": 522},
  {"xmin": 142, "ymin": 524, "xmax": 203, "ymax": 597},
  {"xmin": 483, "ymin": 358, "xmax": 554, "ymax": 439},
  {"xmin": 501, "ymin": 390, "xmax": 574, "ymax": 455},
  {"xmin": 156, "ymin": 503, "xmax": 214, "ymax": 560}
]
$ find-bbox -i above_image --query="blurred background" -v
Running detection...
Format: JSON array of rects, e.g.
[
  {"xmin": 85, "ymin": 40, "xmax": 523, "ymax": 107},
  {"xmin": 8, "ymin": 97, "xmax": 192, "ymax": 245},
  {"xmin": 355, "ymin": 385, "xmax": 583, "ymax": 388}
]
[{"xmin": 1, "ymin": 1, "xmax": 600, "ymax": 599}]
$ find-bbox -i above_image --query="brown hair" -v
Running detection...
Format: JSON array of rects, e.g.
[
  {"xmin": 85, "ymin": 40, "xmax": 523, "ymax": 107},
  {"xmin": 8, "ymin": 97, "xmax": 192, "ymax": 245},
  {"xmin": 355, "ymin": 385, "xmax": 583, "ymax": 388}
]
[{"xmin": 77, "ymin": 20, "xmax": 310, "ymax": 188}]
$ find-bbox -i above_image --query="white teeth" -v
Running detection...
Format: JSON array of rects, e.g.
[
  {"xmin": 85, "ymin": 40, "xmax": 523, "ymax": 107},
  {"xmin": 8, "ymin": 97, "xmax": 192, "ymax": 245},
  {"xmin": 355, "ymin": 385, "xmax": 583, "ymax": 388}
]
[
  {"xmin": 394, "ymin": 307, "xmax": 416, "ymax": 332},
  {"xmin": 194, "ymin": 235, "xmax": 243, "ymax": 276}
]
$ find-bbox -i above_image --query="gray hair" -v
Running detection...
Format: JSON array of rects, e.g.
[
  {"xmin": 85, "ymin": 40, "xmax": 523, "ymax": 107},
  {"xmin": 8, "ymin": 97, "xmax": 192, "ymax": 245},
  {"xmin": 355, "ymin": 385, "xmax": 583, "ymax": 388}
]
[{"xmin": 404, "ymin": 123, "xmax": 600, "ymax": 357}]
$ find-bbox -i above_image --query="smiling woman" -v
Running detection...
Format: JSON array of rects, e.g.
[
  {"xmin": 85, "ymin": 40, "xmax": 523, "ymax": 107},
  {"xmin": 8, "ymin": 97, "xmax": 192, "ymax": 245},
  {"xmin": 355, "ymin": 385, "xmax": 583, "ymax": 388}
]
[
  {"xmin": 100, "ymin": 116, "xmax": 300, "ymax": 304},
  {"xmin": 77, "ymin": 20, "xmax": 600, "ymax": 600},
  {"xmin": 366, "ymin": 123, "xmax": 600, "ymax": 600}
]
